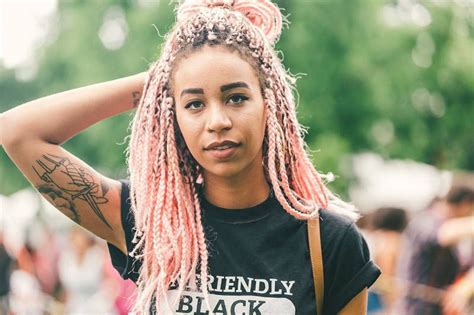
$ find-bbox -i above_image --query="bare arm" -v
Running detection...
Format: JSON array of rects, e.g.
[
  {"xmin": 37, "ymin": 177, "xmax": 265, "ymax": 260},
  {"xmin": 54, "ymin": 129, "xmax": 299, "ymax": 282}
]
[
  {"xmin": 339, "ymin": 288, "xmax": 368, "ymax": 314},
  {"xmin": 1, "ymin": 72, "xmax": 146, "ymax": 146},
  {"xmin": 1, "ymin": 72, "xmax": 147, "ymax": 253},
  {"xmin": 438, "ymin": 216, "xmax": 474, "ymax": 246}
]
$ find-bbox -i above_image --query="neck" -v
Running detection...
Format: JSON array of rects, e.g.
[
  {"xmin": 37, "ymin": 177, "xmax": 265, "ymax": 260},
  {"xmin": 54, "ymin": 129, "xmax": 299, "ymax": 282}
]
[{"xmin": 202, "ymin": 162, "xmax": 270, "ymax": 210}]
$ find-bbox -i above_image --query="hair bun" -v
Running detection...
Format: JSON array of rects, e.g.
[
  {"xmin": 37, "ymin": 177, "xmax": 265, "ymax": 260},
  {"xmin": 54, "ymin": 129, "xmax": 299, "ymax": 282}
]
[{"xmin": 177, "ymin": 0, "xmax": 284, "ymax": 45}]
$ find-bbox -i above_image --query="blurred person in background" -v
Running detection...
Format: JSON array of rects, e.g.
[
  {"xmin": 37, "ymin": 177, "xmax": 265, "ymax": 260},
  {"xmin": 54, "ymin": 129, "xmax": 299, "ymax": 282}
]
[
  {"xmin": 31, "ymin": 225, "xmax": 61, "ymax": 299},
  {"xmin": 8, "ymin": 242, "xmax": 46, "ymax": 315},
  {"xmin": 0, "ymin": 231, "xmax": 14, "ymax": 314},
  {"xmin": 103, "ymin": 251, "xmax": 136, "ymax": 315},
  {"xmin": 58, "ymin": 226, "xmax": 115, "ymax": 314},
  {"xmin": 396, "ymin": 186, "xmax": 474, "ymax": 315},
  {"xmin": 438, "ymin": 215, "xmax": 474, "ymax": 315},
  {"xmin": 358, "ymin": 207, "xmax": 409, "ymax": 315}
]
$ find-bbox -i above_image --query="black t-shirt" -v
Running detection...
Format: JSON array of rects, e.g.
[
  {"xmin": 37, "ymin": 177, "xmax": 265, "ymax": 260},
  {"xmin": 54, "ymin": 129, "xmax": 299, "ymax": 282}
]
[{"xmin": 108, "ymin": 180, "xmax": 380, "ymax": 314}]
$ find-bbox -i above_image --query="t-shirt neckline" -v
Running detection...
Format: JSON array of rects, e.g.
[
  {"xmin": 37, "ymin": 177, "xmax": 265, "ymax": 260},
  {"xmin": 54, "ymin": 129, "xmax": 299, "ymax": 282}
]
[{"xmin": 200, "ymin": 189, "xmax": 278, "ymax": 224}]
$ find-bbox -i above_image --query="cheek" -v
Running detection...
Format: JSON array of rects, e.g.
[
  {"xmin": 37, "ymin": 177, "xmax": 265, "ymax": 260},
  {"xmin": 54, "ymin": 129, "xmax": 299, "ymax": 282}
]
[
  {"xmin": 250, "ymin": 103, "xmax": 267, "ymax": 136},
  {"xmin": 176, "ymin": 112, "xmax": 201, "ymax": 153},
  {"xmin": 240, "ymin": 104, "xmax": 267, "ymax": 153}
]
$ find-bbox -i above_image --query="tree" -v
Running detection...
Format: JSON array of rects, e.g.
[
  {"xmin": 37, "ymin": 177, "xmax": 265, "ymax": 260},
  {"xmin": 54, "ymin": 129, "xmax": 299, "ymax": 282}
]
[{"xmin": 1, "ymin": 0, "xmax": 472, "ymax": 195}]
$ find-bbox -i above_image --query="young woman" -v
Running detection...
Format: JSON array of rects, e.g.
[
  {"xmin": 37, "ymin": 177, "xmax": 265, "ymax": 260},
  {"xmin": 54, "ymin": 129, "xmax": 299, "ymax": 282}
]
[{"xmin": 1, "ymin": 0, "xmax": 380, "ymax": 313}]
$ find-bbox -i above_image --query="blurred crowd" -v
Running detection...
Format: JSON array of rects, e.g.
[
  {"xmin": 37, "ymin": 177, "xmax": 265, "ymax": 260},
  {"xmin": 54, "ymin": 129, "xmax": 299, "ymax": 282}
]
[
  {"xmin": 361, "ymin": 185, "xmax": 474, "ymax": 315},
  {"xmin": 0, "ymin": 183, "xmax": 472, "ymax": 315},
  {"xmin": 0, "ymin": 226, "xmax": 135, "ymax": 315}
]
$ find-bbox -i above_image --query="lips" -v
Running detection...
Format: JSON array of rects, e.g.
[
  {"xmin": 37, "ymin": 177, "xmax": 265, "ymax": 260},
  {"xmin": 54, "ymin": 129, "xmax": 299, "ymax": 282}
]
[
  {"xmin": 204, "ymin": 140, "xmax": 240, "ymax": 150},
  {"xmin": 206, "ymin": 146, "xmax": 239, "ymax": 159},
  {"xmin": 204, "ymin": 140, "xmax": 241, "ymax": 160}
]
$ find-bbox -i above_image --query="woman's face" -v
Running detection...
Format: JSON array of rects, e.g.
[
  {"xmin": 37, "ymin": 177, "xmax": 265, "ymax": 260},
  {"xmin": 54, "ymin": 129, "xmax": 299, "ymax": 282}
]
[{"xmin": 173, "ymin": 45, "xmax": 266, "ymax": 180}]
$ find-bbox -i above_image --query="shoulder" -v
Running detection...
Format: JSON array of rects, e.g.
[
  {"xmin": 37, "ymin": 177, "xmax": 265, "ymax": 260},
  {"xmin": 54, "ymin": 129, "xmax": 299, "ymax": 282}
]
[
  {"xmin": 318, "ymin": 208, "xmax": 357, "ymax": 248},
  {"xmin": 319, "ymin": 208, "xmax": 354, "ymax": 229},
  {"xmin": 317, "ymin": 209, "xmax": 381, "ymax": 314},
  {"xmin": 318, "ymin": 208, "xmax": 373, "ymax": 262},
  {"xmin": 106, "ymin": 179, "xmax": 141, "ymax": 283}
]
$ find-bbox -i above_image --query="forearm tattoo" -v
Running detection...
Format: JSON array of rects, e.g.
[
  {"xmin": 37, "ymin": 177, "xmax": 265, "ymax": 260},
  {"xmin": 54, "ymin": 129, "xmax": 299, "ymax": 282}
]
[
  {"xmin": 132, "ymin": 91, "xmax": 141, "ymax": 108},
  {"xmin": 32, "ymin": 153, "xmax": 113, "ymax": 229}
]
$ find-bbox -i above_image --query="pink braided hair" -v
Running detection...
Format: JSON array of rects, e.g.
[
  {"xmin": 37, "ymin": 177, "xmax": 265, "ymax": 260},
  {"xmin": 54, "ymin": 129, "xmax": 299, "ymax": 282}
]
[{"xmin": 126, "ymin": 0, "xmax": 359, "ymax": 313}]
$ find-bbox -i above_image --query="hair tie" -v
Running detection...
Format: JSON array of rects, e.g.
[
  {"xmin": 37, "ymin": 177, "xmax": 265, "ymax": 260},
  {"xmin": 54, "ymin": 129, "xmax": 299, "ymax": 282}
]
[{"xmin": 177, "ymin": 0, "xmax": 283, "ymax": 45}]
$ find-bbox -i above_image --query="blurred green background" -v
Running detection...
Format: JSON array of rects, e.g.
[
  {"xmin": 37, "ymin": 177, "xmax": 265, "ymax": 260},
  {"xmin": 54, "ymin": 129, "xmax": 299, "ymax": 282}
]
[{"xmin": 1, "ymin": 0, "xmax": 473, "ymax": 196}]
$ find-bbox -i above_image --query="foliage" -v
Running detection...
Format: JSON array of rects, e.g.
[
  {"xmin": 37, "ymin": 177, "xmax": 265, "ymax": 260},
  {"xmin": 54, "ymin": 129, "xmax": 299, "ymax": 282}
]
[{"xmin": 1, "ymin": 0, "xmax": 473, "ymax": 196}]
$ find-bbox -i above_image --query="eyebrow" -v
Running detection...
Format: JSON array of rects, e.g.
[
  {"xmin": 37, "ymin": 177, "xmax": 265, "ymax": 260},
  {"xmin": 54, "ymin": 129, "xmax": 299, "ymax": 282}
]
[
  {"xmin": 179, "ymin": 82, "xmax": 250, "ymax": 98},
  {"xmin": 220, "ymin": 82, "xmax": 250, "ymax": 92},
  {"xmin": 180, "ymin": 88, "xmax": 204, "ymax": 98}
]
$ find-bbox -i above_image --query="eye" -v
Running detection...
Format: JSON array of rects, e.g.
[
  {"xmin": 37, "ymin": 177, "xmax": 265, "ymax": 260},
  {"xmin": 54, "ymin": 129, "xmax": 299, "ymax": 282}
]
[
  {"xmin": 184, "ymin": 100, "xmax": 204, "ymax": 110},
  {"xmin": 227, "ymin": 94, "xmax": 249, "ymax": 104}
]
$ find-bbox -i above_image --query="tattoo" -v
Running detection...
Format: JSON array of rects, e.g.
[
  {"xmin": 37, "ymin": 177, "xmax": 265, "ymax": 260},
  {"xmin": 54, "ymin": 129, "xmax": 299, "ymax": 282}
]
[
  {"xmin": 32, "ymin": 153, "xmax": 113, "ymax": 229},
  {"xmin": 37, "ymin": 184, "xmax": 81, "ymax": 223},
  {"xmin": 132, "ymin": 91, "xmax": 141, "ymax": 108}
]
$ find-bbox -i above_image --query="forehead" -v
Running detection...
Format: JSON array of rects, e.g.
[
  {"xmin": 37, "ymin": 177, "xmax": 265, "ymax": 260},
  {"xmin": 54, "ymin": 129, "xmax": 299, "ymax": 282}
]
[{"xmin": 172, "ymin": 45, "xmax": 260, "ymax": 93}]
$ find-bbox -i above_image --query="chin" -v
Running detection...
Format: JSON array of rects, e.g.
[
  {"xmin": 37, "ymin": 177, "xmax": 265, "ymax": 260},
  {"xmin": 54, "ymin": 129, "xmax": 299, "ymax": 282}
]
[{"xmin": 203, "ymin": 164, "xmax": 244, "ymax": 179}]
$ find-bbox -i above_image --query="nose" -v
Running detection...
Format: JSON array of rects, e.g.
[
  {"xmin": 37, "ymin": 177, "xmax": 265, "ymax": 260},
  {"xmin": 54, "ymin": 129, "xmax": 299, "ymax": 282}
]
[{"xmin": 206, "ymin": 104, "xmax": 232, "ymax": 133}]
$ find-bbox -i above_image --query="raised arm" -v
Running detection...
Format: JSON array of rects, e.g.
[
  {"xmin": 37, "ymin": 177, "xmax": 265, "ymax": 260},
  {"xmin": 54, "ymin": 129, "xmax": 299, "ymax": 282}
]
[{"xmin": 0, "ymin": 72, "xmax": 147, "ymax": 254}]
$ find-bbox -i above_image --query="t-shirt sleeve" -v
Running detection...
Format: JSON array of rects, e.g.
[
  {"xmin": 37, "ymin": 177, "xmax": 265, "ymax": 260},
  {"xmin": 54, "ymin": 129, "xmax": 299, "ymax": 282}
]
[
  {"xmin": 106, "ymin": 179, "xmax": 141, "ymax": 283},
  {"xmin": 323, "ymin": 222, "xmax": 381, "ymax": 314}
]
